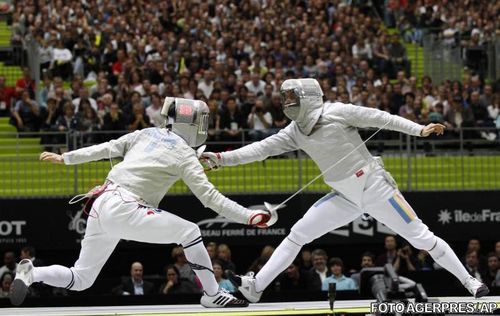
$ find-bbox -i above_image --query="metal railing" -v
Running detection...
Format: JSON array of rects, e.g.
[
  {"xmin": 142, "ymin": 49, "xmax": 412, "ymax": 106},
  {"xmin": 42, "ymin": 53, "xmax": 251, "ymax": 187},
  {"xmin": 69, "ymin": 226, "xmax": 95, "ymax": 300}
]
[
  {"xmin": 422, "ymin": 31, "xmax": 498, "ymax": 83},
  {"xmin": 0, "ymin": 128, "xmax": 499, "ymax": 198}
]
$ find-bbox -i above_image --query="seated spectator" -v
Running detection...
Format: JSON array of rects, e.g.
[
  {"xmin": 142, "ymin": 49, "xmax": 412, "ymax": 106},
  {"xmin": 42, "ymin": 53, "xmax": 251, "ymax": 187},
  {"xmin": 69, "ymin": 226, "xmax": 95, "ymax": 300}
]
[
  {"xmin": 55, "ymin": 101, "xmax": 77, "ymax": 133},
  {"xmin": 465, "ymin": 238, "xmax": 487, "ymax": 270},
  {"xmin": 20, "ymin": 246, "xmax": 43, "ymax": 267},
  {"xmin": 247, "ymin": 99, "xmax": 273, "ymax": 141},
  {"xmin": 416, "ymin": 250, "xmax": 441, "ymax": 271},
  {"xmin": 304, "ymin": 249, "xmax": 330, "ymax": 291},
  {"xmin": 444, "ymin": 96, "xmax": 475, "ymax": 137},
  {"xmin": 11, "ymin": 89, "xmax": 42, "ymax": 132},
  {"xmin": 376, "ymin": 235, "xmax": 398, "ymax": 266},
  {"xmin": 73, "ymin": 87, "xmax": 98, "ymax": 113},
  {"xmin": 483, "ymin": 252, "xmax": 499, "ymax": 288},
  {"xmin": 350, "ymin": 252, "xmax": 375, "ymax": 287},
  {"xmin": 322, "ymin": 257, "xmax": 357, "ymax": 291},
  {"xmin": 300, "ymin": 248, "xmax": 313, "ymax": 274},
  {"xmin": 197, "ymin": 69, "xmax": 215, "ymax": 99},
  {"xmin": 15, "ymin": 67, "xmax": 35, "ymax": 99},
  {"xmin": 146, "ymin": 92, "xmax": 164, "ymax": 127},
  {"xmin": 388, "ymin": 34, "xmax": 410, "ymax": 78},
  {"xmin": 127, "ymin": 102, "xmax": 151, "ymax": 131},
  {"xmin": 0, "ymin": 75, "xmax": 15, "ymax": 116},
  {"xmin": 51, "ymin": 41, "xmax": 73, "ymax": 80},
  {"xmin": 394, "ymin": 244, "xmax": 417, "ymax": 276},
  {"xmin": 0, "ymin": 272, "xmax": 13, "ymax": 297},
  {"xmin": 219, "ymin": 97, "xmax": 244, "ymax": 146},
  {"xmin": 212, "ymin": 260, "xmax": 236, "ymax": 293},
  {"xmin": 279, "ymin": 259, "xmax": 307, "ymax": 291},
  {"xmin": 159, "ymin": 264, "xmax": 200, "ymax": 295},
  {"xmin": 103, "ymin": 103, "xmax": 127, "ymax": 133},
  {"xmin": 171, "ymin": 246, "xmax": 197, "ymax": 285},
  {"xmin": 75, "ymin": 100, "xmax": 102, "ymax": 133},
  {"xmin": 205, "ymin": 242, "xmax": 218, "ymax": 261},
  {"xmin": 464, "ymin": 250, "xmax": 485, "ymax": 282},
  {"xmin": 245, "ymin": 72, "xmax": 266, "ymax": 96},
  {"xmin": 428, "ymin": 103, "xmax": 445, "ymax": 124},
  {"xmin": 0, "ymin": 251, "xmax": 16, "ymax": 277},
  {"xmin": 468, "ymin": 91, "xmax": 496, "ymax": 140},
  {"xmin": 398, "ymin": 92, "xmax": 417, "ymax": 122},
  {"xmin": 269, "ymin": 93, "xmax": 289, "ymax": 132},
  {"xmin": 42, "ymin": 98, "xmax": 63, "ymax": 130},
  {"xmin": 112, "ymin": 262, "xmax": 155, "ymax": 295},
  {"xmin": 487, "ymin": 95, "xmax": 499, "ymax": 136},
  {"xmin": 247, "ymin": 245, "xmax": 275, "ymax": 274},
  {"xmin": 217, "ymin": 244, "xmax": 236, "ymax": 272}
]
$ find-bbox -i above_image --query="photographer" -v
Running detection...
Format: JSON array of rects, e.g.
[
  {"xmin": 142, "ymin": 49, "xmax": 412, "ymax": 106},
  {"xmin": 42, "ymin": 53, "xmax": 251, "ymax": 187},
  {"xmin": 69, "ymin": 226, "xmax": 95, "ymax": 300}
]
[
  {"xmin": 394, "ymin": 244, "xmax": 417, "ymax": 276},
  {"xmin": 247, "ymin": 99, "xmax": 272, "ymax": 141}
]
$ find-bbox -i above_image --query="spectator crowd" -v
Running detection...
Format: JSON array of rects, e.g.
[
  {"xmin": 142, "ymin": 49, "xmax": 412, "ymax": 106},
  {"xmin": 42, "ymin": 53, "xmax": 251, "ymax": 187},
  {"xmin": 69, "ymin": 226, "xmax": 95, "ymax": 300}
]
[
  {"xmin": 1, "ymin": 238, "xmax": 499, "ymax": 299},
  {"xmin": 0, "ymin": 0, "xmax": 496, "ymax": 152}
]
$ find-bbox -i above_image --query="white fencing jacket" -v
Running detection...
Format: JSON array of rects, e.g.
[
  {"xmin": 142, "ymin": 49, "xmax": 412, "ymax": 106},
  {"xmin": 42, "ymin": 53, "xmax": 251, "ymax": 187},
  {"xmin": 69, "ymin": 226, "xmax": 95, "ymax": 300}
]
[
  {"xmin": 62, "ymin": 128, "xmax": 251, "ymax": 224},
  {"xmin": 220, "ymin": 102, "xmax": 424, "ymax": 206}
]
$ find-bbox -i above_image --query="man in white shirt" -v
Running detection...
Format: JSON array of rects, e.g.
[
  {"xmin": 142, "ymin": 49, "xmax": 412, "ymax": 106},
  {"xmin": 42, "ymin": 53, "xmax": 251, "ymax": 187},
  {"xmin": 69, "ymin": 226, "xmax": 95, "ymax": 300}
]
[
  {"xmin": 244, "ymin": 72, "xmax": 266, "ymax": 96},
  {"xmin": 51, "ymin": 41, "xmax": 73, "ymax": 80},
  {"xmin": 197, "ymin": 70, "xmax": 215, "ymax": 99},
  {"xmin": 247, "ymin": 99, "xmax": 272, "ymax": 141},
  {"xmin": 72, "ymin": 87, "xmax": 98, "ymax": 112}
]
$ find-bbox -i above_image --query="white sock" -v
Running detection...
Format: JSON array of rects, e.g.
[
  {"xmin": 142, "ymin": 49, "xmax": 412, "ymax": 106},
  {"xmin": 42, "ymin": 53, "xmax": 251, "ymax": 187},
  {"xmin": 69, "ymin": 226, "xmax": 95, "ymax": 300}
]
[
  {"xmin": 428, "ymin": 237, "xmax": 470, "ymax": 284},
  {"xmin": 255, "ymin": 237, "xmax": 301, "ymax": 292},
  {"xmin": 183, "ymin": 242, "xmax": 219, "ymax": 296},
  {"xmin": 33, "ymin": 265, "xmax": 74, "ymax": 289}
]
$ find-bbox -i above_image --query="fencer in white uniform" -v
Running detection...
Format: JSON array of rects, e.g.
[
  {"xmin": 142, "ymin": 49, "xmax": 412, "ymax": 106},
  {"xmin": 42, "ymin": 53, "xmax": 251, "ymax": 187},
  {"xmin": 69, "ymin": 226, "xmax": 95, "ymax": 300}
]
[
  {"xmin": 10, "ymin": 97, "xmax": 273, "ymax": 308},
  {"xmin": 201, "ymin": 78, "xmax": 489, "ymax": 301}
]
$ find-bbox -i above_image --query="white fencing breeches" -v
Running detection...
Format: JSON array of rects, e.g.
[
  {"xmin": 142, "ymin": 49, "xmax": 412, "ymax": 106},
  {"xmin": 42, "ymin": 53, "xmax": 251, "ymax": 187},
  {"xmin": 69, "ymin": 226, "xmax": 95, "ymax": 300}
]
[
  {"xmin": 34, "ymin": 183, "xmax": 205, "ymax": 291},
  {"xmin": 288, "ymin": 169, "xmax": 436, "ymax": 249},
  {"xmin": 255, "ymin": 169, "xmax": 441, "ymax": 292}
]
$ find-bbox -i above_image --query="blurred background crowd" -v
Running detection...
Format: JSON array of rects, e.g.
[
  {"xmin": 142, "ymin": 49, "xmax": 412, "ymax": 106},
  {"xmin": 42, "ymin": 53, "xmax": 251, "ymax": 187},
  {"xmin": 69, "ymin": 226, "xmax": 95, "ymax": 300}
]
[{"xmin": 0, "ymin": 0, "xmax": 498, "ymax": 147}]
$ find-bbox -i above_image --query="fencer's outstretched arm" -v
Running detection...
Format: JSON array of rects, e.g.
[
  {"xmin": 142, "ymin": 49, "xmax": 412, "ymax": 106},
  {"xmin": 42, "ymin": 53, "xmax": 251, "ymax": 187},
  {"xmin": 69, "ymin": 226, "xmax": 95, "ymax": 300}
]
[
  {"xmin": 218, "ymin": 126, "xmax": 298, "ymax": 167},
  {"xmin": 335, "ymin": 102, "xmax": 425, "ymax": 136},
  {"xmin": 61, "ymin": 130, "xmax": 141, "ymax": 164},
  {"xmin": 179, "ymin": 151, "xmax": 266, "ymax": 225}
]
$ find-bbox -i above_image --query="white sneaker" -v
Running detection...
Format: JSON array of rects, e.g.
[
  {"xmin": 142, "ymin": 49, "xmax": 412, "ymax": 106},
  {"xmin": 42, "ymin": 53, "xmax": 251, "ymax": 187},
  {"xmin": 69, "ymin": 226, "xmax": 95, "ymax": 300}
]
[
  {"xmin": 227, "ymin": 271, "xmax": 263, "ymax": 303},
  {"xmin": 463, "ymin": 276, "xmax": 489, "ymax": 298},
  {"xmin": 200, "ymin": 288, "xmax": 248, "ymax": 308},
  {"xmin": 9, "ymin": 259, "xmax": 34, "ymax": 306}
]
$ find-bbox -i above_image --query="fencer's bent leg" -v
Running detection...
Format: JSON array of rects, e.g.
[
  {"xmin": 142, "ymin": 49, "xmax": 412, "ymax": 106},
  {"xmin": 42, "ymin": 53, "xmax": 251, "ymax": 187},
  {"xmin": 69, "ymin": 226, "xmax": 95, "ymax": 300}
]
[
  {"xmin": 255, "ymin": 192, "xmax": 362, "ymax": 292},
  {"xmin": 33, "ymin": 193, "xmax": 120, "ymax": 290},
  {"xmin": 104, "ymin": 193, "xmax": 219, "ymax": 296},
  {"xmin": 364, "ymin": 170, "xmax": 470, "ymax": 283}
]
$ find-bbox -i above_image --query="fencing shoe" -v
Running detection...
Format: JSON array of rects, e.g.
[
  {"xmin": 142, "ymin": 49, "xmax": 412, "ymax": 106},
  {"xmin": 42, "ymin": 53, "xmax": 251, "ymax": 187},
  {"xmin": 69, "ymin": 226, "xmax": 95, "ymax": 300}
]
[
  {"xmin": 226, "ymin": 270, "xmax": 263, "ymax": 303},
  {"xmin": 10, "ymin": 259, "xmax": 34, "ymax": 306},
  {"xmin": 463, "ymin": 276, "xmax": 489, "ymax": 298},
  {"xmin": 200, "ymin": 288, "xmax": 248, "ymax": 308}
]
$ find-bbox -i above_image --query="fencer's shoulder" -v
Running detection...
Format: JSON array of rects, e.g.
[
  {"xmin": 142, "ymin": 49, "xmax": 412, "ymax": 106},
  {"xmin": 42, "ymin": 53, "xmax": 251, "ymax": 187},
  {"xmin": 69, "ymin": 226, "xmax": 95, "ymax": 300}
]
[{"xmin": 321, "ymin": 101, "xmax": 348, "ymax": 117}]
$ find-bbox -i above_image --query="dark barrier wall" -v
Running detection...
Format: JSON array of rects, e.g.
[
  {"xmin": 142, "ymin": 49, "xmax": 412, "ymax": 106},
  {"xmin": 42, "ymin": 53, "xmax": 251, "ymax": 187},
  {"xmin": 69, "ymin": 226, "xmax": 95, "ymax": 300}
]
[{"xmin": 0, "ymin": 191, "xmax": 499, "ymax": 250}]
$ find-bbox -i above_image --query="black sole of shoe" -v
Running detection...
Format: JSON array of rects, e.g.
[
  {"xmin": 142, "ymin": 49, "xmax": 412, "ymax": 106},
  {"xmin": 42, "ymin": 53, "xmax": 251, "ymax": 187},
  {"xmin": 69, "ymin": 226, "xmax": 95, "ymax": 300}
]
[
  {"xmin": 226, "ymin": 300, "xmax": 249, "ymax": 308},
  {"xmin": 475, "ymin": 285, "xmax": 490, "ymax": 298},
  {"xmin": 225, "ymin": 270, "xmax": 242, "ymax": 287},
  {"xmin": 10, "ymin": 279, "xmax": 28, "ymax": 306}
]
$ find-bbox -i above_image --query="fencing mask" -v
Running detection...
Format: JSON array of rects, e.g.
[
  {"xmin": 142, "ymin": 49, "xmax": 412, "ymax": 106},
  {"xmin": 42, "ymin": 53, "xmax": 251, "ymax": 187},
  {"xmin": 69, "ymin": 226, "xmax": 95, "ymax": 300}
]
[
  {"xmin": 280, "ymin": 78, "xmax": 324, "ymax": 135},
  {"xmin": 160, "ymin": 97, "xmax": 209, "ymax": 147}
]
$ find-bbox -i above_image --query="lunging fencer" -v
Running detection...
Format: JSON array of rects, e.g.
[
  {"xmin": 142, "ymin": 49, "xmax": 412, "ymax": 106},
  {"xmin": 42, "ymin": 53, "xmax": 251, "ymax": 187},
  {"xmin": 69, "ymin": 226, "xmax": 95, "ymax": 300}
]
[
  {"xmin": 201, "ymin": 78, "xmax": 489, "ymax": 302},
  {"xmin": 10, "ymin": 97, "xmax": 273, "ymax": 308}
]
